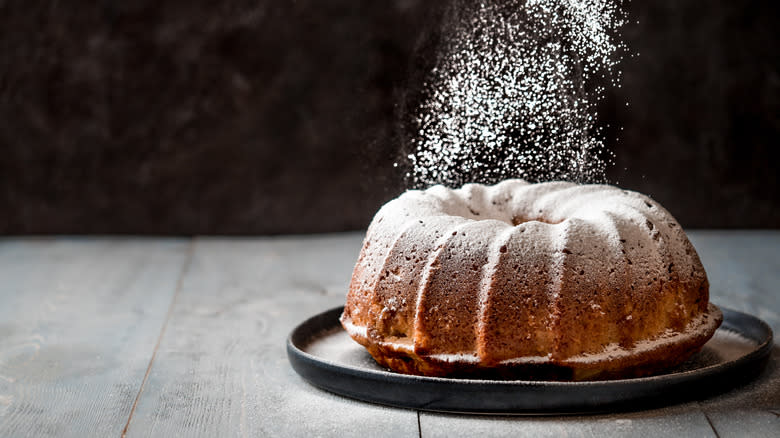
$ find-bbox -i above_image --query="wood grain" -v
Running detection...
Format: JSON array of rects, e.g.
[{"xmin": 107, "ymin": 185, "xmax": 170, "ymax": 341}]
[
  {"xmin": 0, "ymin": 231, "xmax": 777, "ymax": 437},
  {"xmin": 125, "ymin": 234, "xmax": 419, "ymax": 437},
  {"xmin": 0, "ymin": 238, "xmax": 190, "ymax": 438}
]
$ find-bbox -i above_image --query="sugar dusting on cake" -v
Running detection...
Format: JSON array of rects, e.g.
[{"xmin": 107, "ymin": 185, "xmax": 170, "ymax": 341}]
[
  {"xmin": 402, "ymin": 0, "xmax": 628, "ymax": 188},
  {"xmin": 352, "ymin": 179, "xmax": 702, "ymax": 333},
  {"xmin": 378, "ymin": 179, "xmax": 697, "ymax": 293},
  {"xmin": 341, "ymin": 319, "xmax": 368, "ymax": 339}
]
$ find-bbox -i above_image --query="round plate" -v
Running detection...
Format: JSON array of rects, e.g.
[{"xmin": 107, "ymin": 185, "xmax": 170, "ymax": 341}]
[{"xmin": 286, "ymin": 306, "xmax": 773, "ymax": 414}]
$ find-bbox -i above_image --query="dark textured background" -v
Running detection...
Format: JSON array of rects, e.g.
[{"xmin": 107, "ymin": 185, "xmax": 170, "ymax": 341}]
[{"xmin": 0, "ymin": 0, "xmax": 778, "ymax": 234}]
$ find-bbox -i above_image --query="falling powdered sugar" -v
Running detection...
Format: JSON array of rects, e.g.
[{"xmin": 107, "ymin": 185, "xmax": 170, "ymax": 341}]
[{"xmin": 403, "ymin": 0, "xmax": 627, "ymax": 188}]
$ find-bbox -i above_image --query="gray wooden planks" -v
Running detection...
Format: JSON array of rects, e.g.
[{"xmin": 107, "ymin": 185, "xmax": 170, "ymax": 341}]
[
  {"xmin": 0, "ymin": 231, "xmax": 776, "ymax": 437},
  {"xmin": 420, "ymin": 404, "xmax": 718, "ymax": 438},
  {"xmin": 125, "ymin": 233, "xmax": 419, "ymax": 437},
  {"xmin": 688, "ymin": 231, "xmax": 780, "ymax": 437},
  {"xmin": 0, "ymin": 238, "xmax": 190, "ymax": 438},
  {"xmin": 688, "ymin": 231, "xmax": 780, "ymax": 333},
  {"xmin": 698, "ymin": 345, "xmax": 780, "ymax": 438}
]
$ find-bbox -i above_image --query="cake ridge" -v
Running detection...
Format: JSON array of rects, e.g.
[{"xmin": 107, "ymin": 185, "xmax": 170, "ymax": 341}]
[
  {"xmin": 475, "ymin": 223, "xmax": 516, "ymax": 362},
  {"xmin": 549, "ymin": 218, "xmax": 573, "ymax": 360},
  {"xmin": 365, "ymin": 216, "xmax": 427, "ymax": 340},
  {"xmin": 412, "ymin": 220, "xmax": 475, "ymax": 354}
]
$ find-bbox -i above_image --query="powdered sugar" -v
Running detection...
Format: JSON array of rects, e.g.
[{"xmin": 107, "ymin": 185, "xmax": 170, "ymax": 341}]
[
  {"xmin": 341, "ymin": 318, "xmax": 368, "ymax": 339},
  {"xmin": 403, "ymin": 0, "xmax": 627, "ymax": 188}
]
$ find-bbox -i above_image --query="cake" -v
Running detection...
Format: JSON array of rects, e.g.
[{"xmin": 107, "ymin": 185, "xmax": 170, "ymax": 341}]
[{"xmin": 340, "ymin": 179, "xmax": 722, "ymax": 380}]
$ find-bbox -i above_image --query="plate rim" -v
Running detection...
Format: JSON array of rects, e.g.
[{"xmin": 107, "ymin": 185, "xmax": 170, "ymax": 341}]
[{"xmin": 286, "ymin": 305, "xmax": 774, "ymax": 413}]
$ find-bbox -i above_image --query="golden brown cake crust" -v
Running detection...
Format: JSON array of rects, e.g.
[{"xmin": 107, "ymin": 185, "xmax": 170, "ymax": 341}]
[{"xmin": 341, "ymin": 180, "xmax": 722, "ymax": 380}]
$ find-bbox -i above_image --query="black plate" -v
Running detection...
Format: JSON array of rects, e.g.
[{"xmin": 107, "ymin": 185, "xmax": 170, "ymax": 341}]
[{"xmin": 287, "ymin": 306, "xmax": 773, "ymax": 414}]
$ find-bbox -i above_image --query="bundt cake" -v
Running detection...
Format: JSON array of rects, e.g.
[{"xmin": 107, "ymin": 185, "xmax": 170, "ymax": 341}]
[{"xmin": 340, "ymin": 179, "xmax": 722, "ymax": 380}]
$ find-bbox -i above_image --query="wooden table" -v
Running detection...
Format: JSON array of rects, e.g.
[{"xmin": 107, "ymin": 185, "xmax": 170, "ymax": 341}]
[{"xmin": 0, "ymin": 231, "xmax": 777, "ymax": 437}]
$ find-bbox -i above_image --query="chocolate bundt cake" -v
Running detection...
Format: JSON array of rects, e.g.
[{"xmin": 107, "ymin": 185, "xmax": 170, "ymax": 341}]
[{"xmin": 340, "ymin": 180, "xmax": 721, "ymax": 380}]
